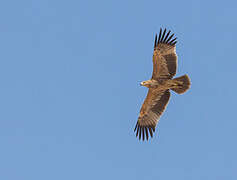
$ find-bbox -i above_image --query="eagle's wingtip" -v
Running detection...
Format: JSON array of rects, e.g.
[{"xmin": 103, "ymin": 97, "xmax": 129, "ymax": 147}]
[
  {"xmin": 156, "ymin": 28, "xmax": 177, "ymax": 46},
  {"xmin": 135, "ymin": 123, "xmax": 156, "ymax": 141}
]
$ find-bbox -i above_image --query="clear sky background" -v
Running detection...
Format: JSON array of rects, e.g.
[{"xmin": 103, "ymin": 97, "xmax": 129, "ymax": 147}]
[{"xmin": 0, "ymin": 0, "xmax": 237, "ymax": 179}]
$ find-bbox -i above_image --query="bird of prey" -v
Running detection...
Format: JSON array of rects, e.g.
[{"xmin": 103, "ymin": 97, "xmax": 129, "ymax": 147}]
[{"xmin": 134, "ymin": 28, "xmax": 191, "ymax": 141}]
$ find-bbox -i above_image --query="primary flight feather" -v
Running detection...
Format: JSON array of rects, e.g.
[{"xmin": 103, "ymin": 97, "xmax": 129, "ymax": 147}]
[{"xmin": 134, "ymin": 28, "xmax": 191, "ymax": 141}]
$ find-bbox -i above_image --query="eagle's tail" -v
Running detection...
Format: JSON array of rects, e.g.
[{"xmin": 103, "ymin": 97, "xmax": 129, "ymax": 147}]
[{"xmin": 171, "ymin": 74, "xmax": 191, "ymax": 94}]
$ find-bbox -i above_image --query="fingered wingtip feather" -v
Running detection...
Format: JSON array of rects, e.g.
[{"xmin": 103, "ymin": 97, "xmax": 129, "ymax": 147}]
[
  {"xmin": 154, "ymin": 34, "xmax": 157, "ymax": 48},
  {"xmin": 171, "ymin": 41, "xmax": 177, "ymax": 46},
  {"xmin": 152, "ymin": 126, "xmax": 155, "ymax": 132},
  {"xmin": 163, "ymin": 30, "xmax": 171, "ymax": 42},
  {"xmin": 169, "ymin": 37, "xmax": 177, "ymax": 43},
  {"xmin": 145, "ymin": 128, "xmax": 149, "ymax": 141},
  {"xmin": 134, "ymin": 122, "xmax": 138, "ymax": 132},
  {"xmin": 139, "ymin": 126, "xmax": 142, "ymax": 140},
  {"xmin": 158, "ymin": 28, "xmax": 162, "ymax": 43},
  {"xmin": 160, "ymin": 28, "xmax": 167, "ymax": 42},
  {"xmin": 169, "ymin": 37, "xmax": 177, "ymax": 45},
  {"xmin": 148, "ymin": 127, "xmax": 153, "ymax": 138},
  {"xmin": 136, "ymin": 126, "xmax": 140, "ymax": 137}
]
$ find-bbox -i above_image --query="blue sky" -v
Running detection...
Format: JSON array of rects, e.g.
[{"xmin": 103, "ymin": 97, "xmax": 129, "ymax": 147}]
[{"xmin": 0, "ymin": 0, "xmax": 237, "ymax": 179}]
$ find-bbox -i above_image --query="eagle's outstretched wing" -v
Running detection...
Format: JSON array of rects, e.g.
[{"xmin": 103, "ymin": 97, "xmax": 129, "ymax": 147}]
[
  {"xmin": 134, "ymin": 89, "xmax": 170, "ymax": 141},
  {"xmin": 152, "ymin": 28, "xmax": 177, "ymax": 80}
]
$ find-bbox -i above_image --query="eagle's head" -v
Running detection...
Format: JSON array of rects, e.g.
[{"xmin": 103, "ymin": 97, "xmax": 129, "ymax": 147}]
[
  {"xmin": 140, "ymin": 80, "xmax": 150, "ymax": 87},
  {"xmin": 140, "ymin": 81, "xmax": 146, "ymax": 86},
  {"xmin": 141, "ymin": 80, "xmax": 158, "ymax": 88}
]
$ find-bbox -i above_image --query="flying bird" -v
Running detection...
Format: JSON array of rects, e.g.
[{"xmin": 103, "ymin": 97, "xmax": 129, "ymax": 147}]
[{"xmin": 134, "ymin": 28, "xmax": 191, "ymax": 141}]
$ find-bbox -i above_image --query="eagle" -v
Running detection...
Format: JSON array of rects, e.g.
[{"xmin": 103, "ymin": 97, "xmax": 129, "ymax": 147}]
[{"xmin": 134, "ymin": 28, "xmax": 191, "ymax": 141}]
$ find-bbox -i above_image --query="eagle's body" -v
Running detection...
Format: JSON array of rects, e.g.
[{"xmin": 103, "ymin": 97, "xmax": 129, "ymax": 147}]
[
  {"xmin": 141, "ymin": 79, "xmax": 180, "ymax": 89},
  {"xmin": 134, "ymin": 28, "xmax": 191, "ymax": 141}
]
